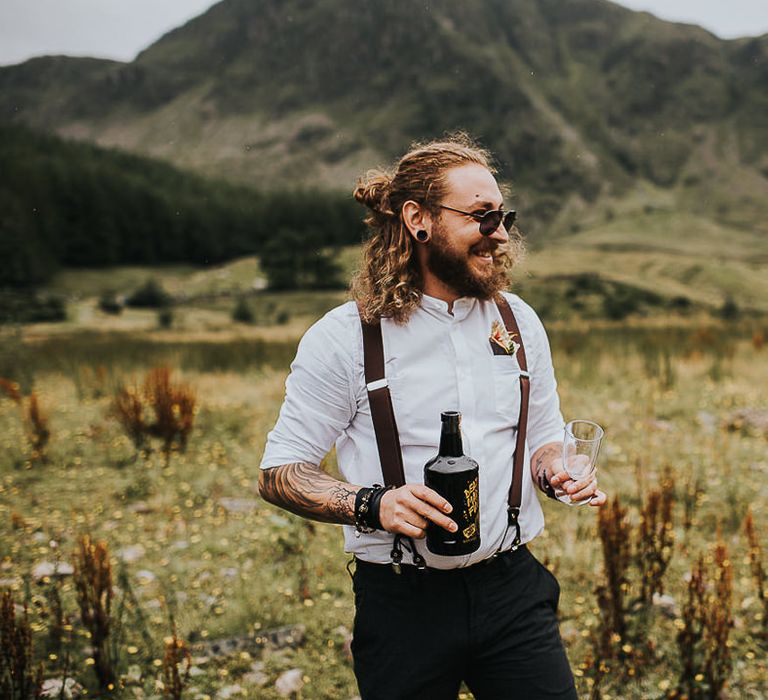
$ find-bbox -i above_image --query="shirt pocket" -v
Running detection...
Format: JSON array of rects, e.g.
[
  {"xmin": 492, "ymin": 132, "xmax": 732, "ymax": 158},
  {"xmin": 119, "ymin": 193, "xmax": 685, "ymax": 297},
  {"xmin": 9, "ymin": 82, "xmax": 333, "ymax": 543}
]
[{"xmin": 491, "ymin": 356, "xmax": 522, "ymax": 426}]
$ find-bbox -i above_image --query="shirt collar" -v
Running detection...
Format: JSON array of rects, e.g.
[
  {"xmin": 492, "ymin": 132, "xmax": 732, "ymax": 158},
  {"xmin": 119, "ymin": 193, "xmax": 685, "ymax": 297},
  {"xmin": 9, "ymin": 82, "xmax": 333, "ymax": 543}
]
[{"xmin": 420, "ymin": 293, "xmax": 478, "ymax": 320}]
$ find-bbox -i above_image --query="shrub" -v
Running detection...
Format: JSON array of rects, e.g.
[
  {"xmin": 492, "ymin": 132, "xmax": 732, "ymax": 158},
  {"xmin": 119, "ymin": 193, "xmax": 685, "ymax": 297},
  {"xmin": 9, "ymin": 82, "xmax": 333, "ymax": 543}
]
[
  {"xmin": 669, "ymin": 295, "xmax": 692, "ymax": 313},
  {"xmin": 112, "ymin": 366, "xmax": 197, "ymax": 462},
  {"xmin": 0, "ymin": 290, "xmax": 66, "ymax": 324},
  {"xmin": 603, "ymin": 289, "xmax": 638, "ymax": 321},
  {"xmin": 232, "ymin": 297, "xmax": 255, "ymax": 324},
  {"xmin": 261, "ymin": 229, "xmax": 344, "ymax": 291},
  {"xmin": 97, "ymin": 291, "xmax": 123, "ymax": 315},
  {"xmin": 718, "ymin": 296, "xmax": 740, "ymax": 321},
  {"xmin": 157, "ymin": 306, "xmax": 174, "ymax": 330},
  {"xmin": 113, "ymin": 384, "xmax": 148, "ymax": 454},
  {"xmin": 125, "ymin": 279, "xmax": 172, "ymax": 308},
  {"xmin": 144, "ymin": 366, "xmax": 196, "ymax": 459}
]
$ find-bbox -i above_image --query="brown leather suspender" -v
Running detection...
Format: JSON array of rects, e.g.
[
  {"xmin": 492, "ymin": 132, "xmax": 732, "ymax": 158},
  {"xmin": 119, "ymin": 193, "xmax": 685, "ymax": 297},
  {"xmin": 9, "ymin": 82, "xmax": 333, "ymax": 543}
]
[
  {"xmin": 358, "ymin": 296, "xmax": 530, "ymax": 550},
  {"xmin": 359, "ymin": 318, "xmax": 407, "ymax": 488},
  {"xmin": 493, "ymin": 296, "xmax": 530, "ymax": 547}
]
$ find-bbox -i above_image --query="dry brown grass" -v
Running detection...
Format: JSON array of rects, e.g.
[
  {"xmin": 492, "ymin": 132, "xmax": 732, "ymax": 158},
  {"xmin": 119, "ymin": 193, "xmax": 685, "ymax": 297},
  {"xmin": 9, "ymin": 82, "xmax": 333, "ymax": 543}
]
[
  {"xmin": 113, "ymin": 366, "xmax": 197, "ymax": 462},
  {"xmin": 25, "ymin": 393, "xmax": 50, "ymax": 463},
  {"xmin": 73, "ymin": 534, "xmax": 116, "ymax": 692},
  {"xmin": 162, "ymin": 629, "xmax": 191, "ymax": 700},
  {"xmin": 0, "ymin": 377, "xmax": 22, "ymax": 404},
  {"xmin": 743, "ymin": 509, "xmax": 767, "ymax": 641},
  {"xmin": 637, "ymin": 469, "xmax": 675, "ymax": 604},
  {"xmin": 0, "ymin": 590, "xmax": 43, "ymax": 700},
  {"xmin": 676, "ymin": 537, "xmax": 734, "ymax": 699}
]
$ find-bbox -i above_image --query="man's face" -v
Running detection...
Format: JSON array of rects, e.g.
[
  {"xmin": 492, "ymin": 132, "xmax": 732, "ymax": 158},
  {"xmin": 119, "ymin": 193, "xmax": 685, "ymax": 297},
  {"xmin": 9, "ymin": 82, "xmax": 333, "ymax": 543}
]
[{"xmin": 426, "ymin": 163, "xmax": 510, "ymax": 300}]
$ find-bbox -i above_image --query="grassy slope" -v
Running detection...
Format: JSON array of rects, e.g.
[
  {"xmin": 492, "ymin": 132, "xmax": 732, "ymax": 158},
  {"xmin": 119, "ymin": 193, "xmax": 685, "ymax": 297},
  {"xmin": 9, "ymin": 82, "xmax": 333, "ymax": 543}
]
[
  {"xmin": 40, "ymin": 184, "xmax": 768, "ymax": 334},
  {"xmin": 521, "ymin": 208, "xmax": 768, "ymax": 312}
]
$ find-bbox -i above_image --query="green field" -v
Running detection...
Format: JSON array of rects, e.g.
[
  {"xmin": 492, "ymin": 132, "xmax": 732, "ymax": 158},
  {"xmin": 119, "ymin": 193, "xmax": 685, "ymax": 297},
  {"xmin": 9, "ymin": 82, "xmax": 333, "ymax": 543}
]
[
  {"xmin": 3, "ymin": 230, "xmax": 768, "ymax": 698},
  {"xmin": 1, "ymin": 293, "xmax": 767, "ymax": 698}
]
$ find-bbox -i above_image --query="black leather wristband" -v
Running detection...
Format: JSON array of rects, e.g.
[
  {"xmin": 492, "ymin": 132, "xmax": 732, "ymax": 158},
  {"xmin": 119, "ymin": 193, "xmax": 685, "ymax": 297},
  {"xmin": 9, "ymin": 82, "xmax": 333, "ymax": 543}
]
[
  {"xmin": 354, "ymin": 487, "xmax": 377, "ymax": 533},
  {"xmin": 537, "ymin": 470, "xmax": 558, "ymax": 500},
  {"xmin": 368, "ymin": 485, "xmax": 395, "ymax": 530}
]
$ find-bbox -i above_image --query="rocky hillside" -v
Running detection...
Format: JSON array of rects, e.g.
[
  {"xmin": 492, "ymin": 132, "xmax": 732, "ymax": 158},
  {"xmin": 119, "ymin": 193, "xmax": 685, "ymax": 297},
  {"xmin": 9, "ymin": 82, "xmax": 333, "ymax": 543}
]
[{"xmin": 1, "ymin": 0, "xmax": 767, "ymax": 236}]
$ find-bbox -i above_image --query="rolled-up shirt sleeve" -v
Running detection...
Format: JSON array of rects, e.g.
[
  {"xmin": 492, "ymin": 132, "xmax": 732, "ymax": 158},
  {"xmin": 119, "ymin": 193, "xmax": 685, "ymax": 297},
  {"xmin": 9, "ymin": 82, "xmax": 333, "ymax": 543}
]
[
  {"xmin": 522, "ymin": 303, "xmax": 565, "ymax": 456},
  {"xmin": 260, "ymin": 310, "xmax": 356, "ymax": 469}
]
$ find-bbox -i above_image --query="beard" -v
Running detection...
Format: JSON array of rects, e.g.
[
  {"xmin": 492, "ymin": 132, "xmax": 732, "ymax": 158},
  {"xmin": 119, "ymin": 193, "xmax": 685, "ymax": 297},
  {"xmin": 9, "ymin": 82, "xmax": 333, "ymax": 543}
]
[{"xmin": 426, "ymin": 223, "xmax": 509, "ymax": 300}]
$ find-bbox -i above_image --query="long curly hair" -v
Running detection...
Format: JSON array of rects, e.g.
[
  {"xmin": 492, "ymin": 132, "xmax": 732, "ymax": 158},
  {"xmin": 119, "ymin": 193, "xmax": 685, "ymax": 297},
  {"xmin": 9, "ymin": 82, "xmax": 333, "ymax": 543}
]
[{"xmin": 351, "ymin": 133, "xmax": 524, "ymax": 324}]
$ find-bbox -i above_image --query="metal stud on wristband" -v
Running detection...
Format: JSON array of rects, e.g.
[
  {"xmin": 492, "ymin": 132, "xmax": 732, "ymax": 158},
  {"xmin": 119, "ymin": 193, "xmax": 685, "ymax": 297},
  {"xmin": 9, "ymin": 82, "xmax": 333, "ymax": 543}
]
[
  {"xmin": 354, "ymin": 484, "xmax": 393, "ymax": 534},
  {"xmin": 354, "ymin": 487, "xmax": 377, "ymax": 534}
]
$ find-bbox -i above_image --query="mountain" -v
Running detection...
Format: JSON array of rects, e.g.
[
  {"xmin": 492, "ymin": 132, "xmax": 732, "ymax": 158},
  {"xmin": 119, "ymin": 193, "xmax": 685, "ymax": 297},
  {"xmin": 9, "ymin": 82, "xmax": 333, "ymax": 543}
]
[{"xmin": 1, "ymin": 0, "xmax": 767, "ymax": 237}]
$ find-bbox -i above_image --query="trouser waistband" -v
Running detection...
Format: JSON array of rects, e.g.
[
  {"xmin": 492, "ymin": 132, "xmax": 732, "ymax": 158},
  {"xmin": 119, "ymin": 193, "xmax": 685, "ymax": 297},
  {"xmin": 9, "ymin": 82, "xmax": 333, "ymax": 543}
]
[{"xmin": 354, "ymin": 544, "xmax": 529, "ymax": 577}]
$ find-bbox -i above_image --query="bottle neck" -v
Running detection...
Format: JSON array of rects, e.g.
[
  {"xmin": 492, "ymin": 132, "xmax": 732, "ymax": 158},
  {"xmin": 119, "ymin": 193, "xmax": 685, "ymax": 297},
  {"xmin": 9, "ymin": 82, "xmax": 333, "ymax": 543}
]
[{"xmin": 438, "ymin": 413, "xmax": 464, "ymax": 457}]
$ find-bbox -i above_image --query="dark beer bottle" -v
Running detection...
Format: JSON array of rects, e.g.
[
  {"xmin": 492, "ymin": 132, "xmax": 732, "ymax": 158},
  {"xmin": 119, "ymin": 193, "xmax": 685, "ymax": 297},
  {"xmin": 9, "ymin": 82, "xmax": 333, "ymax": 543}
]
[{"xmin": 424, "ymin": 411, "xmax": 481, "ymax": 555}]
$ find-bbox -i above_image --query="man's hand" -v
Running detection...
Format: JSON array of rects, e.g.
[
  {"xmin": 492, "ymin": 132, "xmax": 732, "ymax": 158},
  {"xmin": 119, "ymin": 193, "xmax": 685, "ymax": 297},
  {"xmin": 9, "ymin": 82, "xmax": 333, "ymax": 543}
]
[
  {"xmin": 547, "ymin": 456, "xmax": 606, "ymax": 507},
  {"xmin": 379, "ymin": 484, "xmax": 458, "ymax": 538}
]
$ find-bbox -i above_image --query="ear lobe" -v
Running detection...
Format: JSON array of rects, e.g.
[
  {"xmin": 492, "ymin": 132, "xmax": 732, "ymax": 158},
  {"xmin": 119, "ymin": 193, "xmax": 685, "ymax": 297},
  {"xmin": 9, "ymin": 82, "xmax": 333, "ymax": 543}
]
[{"xmin": 402, "ymin": 199, "xmax": 430, "ymax": 238}]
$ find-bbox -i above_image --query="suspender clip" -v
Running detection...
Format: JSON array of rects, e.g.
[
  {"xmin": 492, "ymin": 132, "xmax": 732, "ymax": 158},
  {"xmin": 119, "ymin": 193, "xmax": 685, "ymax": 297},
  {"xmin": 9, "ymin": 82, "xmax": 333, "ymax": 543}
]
[
  {"xmin": 507, "ymin": 506, "xmax": 522, "ymax": 550},
  {"xmin": 391, "ymin": 541, "xmax": 403, "ymax": 574},
  {"xmin": 366, "ymin": 378, "xmax": 388, "ymax": 392}
]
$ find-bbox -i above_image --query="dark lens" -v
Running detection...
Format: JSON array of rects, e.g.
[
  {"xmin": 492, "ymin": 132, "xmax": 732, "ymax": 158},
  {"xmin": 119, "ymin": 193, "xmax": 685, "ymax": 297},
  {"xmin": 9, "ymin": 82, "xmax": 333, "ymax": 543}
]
[
  {"xmin": 479, "ymin": 210, "xmax": 503, "ymax": 235},
  {"xmin": 503, "ymin": 210, "xmax": 517, "ymax": 230}
]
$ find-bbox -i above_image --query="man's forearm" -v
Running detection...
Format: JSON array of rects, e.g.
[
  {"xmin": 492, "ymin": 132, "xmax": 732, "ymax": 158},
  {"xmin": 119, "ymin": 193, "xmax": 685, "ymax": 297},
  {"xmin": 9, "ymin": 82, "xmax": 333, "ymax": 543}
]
[{"xmin": 258, "ymin": 462, "xmax": 359, "ymax": 524}]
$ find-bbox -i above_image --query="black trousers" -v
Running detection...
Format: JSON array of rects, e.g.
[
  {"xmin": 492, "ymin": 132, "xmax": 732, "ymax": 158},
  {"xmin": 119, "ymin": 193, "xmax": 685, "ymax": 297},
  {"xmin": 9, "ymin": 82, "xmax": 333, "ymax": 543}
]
[{"xmin": 351, "ymin": 545, "xmax": 577, "ymax": 700}]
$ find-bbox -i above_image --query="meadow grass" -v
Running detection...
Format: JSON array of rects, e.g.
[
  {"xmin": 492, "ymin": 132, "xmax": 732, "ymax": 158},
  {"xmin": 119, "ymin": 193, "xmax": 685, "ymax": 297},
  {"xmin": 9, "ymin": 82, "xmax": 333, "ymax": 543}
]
[{"xmin": 0, "ymin": 320, "xmax": 766, "ymax": 699}]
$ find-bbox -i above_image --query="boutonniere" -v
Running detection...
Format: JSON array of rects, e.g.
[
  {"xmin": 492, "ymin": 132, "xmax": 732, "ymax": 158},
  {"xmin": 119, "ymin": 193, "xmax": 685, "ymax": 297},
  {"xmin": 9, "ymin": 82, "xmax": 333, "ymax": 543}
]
[{"xmin": 489, "ymin": 319, "xmax": 520, "ymax": 357}]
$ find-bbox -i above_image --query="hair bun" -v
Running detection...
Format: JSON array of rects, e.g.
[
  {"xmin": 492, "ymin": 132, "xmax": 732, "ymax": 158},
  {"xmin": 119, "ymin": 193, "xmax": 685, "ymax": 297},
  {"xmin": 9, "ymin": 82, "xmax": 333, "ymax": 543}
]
[{"xmin": 353, "ymin": 170, "xmax": 394, "ymax": 216}]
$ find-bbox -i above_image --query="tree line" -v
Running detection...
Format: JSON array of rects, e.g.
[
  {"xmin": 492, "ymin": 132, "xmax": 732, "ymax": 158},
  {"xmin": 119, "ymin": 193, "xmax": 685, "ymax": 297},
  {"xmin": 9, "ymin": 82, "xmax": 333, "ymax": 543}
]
[{"xmin": 0, "ymin": 125, "xmax": 365, "ymax": 287}]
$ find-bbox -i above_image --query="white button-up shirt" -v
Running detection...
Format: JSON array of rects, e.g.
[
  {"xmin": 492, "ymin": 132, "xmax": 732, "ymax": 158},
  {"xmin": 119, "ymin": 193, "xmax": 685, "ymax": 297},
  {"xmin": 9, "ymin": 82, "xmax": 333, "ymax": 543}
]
[{"xmin": 260, "ymin": 292, "xmax": 565, "ymax": 569}]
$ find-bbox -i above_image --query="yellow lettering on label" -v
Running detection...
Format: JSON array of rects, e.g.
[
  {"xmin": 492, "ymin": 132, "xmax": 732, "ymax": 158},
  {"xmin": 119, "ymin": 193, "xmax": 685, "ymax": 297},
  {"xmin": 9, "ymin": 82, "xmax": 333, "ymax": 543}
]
[{"xmin": 464, "ymin": 478, "xmax": 479, "ymax": 519}]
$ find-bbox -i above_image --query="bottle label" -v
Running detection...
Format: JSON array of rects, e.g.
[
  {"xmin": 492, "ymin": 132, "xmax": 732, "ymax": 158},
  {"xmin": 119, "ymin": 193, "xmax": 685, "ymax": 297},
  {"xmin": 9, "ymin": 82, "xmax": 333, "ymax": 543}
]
[{"xmin": 461, "ymin": 477, "xmax": 480, "ymax": 543}]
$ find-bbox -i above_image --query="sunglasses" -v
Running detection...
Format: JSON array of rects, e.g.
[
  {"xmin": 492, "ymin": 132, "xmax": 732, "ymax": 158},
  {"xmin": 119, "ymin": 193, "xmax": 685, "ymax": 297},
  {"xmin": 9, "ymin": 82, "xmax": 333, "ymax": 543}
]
[{"xmin": 439, "ymin": 205, "xmax": 517, "ymax": 235}]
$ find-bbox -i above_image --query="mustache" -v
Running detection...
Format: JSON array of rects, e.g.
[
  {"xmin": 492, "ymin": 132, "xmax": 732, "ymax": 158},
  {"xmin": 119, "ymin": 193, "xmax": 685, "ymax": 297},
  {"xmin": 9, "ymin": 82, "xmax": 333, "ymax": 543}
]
[{"xmin": 470, "ymin": 241, "xmax": 500, "ymax": 255}]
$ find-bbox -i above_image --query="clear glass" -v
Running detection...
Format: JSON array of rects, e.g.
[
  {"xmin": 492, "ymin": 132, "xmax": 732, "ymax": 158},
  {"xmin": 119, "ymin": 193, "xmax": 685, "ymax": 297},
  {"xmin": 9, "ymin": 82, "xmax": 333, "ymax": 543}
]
[{"xmin": 559, "ymin": 419, "xmax": 604, "ymax": 506}]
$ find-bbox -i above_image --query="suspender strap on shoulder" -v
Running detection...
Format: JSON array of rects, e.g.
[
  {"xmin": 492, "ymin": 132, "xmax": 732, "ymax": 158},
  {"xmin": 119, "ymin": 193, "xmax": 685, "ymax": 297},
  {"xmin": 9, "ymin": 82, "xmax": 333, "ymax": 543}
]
[
  {"xmin": 359, "ymin": 298, "xmax": 531, "ymax": 554},
  {"xmin": 358, "ymin": 306, "xmax": 406, "ymax": 488},
  {"xmin": 494, "ymin": 296, "xmax": 530, "ymax": 549}
]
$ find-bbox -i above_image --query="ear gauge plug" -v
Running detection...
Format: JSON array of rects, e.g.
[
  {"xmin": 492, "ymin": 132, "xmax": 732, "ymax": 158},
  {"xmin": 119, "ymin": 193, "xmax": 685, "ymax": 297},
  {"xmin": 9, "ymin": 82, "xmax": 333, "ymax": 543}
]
[{"xmin": 416, "ymin": 230, "xmax": 429, "ymax": 242}]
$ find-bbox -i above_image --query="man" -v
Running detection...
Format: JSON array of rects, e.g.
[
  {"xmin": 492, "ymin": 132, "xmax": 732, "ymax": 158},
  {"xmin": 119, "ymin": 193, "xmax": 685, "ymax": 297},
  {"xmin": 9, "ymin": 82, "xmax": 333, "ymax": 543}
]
[{"xmin": 259, "ymin": 135, "xmax": 606, "ymax": 699}]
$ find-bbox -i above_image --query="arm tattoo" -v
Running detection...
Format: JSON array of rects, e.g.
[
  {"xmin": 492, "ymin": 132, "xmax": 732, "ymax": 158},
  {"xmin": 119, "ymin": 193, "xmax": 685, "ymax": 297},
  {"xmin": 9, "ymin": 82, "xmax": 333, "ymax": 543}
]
[
  {"xmin": 532, "ymin": 442, "xmax": 561, "ymax": 486},
  {"xmin": 258, "ymin": 462, "xmax": 358, "ymax": 525}
]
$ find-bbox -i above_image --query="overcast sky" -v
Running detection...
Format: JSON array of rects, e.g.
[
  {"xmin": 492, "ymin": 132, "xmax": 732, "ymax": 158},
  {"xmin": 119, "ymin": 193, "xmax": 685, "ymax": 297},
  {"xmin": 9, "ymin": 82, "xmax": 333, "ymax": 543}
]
[{"xmin": 1, "ymin": 0, "xmax": 766, "ymax": 67}]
